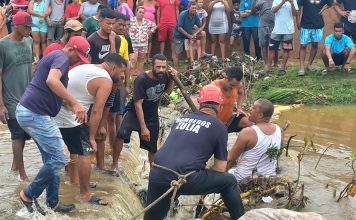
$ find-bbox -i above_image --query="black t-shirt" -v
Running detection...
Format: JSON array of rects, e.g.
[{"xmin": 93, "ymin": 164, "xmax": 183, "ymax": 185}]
[
  {"xmin": 87, "ymin": 32, "xmax": 121, "ymax": 64},
  {"xmin": 298, "ymin": 0, "xmax": 333, "ymax": 29},
  {"xmin": 125, "ymin": 33, "xmax": 134, "ymax": 54},
  {"xmin": 125, "ymin": 72, "xmax": 169, "ymax": 121},
  {"xmin": 150, "ymin": 112, "xmax": 228, "ymax": 183},
  {"xmin": 337, "ymin": 0, "xmax": 356, "ymax": 34}
]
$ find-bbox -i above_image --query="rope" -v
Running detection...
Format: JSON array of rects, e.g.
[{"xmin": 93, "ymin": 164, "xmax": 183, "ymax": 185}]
[{"xmin": 130, "ymin": 163, "xmax": 196, "ymax": 220}]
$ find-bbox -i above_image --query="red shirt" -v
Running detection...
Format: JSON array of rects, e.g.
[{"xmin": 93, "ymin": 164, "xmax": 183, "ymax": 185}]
[
  {"xmin": 157, "ymin": 0, "xmax": 179, "ymax": 25},
  {"xmin": 44, "ymin": 42, "xmax": 81, "ymax": 69},
  {"xmin": 11, "ymin": 0, "xmax": 29, "ymax": 15},
  {"xmin": 43, "ymin": 42, "xmax": 65, "ymax": 56},
  {"xmin": 64, "ymin": 3, "xmax": 81, "ymax": 20}
]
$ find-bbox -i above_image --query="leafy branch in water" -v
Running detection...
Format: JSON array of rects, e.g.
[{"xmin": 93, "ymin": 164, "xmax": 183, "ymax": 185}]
[{"xmin": 337, "ymin": 151, "xmax": 356, "ymax": 202}]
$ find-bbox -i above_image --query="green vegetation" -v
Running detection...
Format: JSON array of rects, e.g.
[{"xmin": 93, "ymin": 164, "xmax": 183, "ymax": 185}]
[{"xmin": 249, "ymin": 62, "xmax": 356, "ymax": 105}]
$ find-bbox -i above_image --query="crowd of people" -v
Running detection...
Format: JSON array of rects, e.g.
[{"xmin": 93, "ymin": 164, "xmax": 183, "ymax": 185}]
[{"xmin": 0, "ymin": 0, "xmax": 355, "ymax": 219}]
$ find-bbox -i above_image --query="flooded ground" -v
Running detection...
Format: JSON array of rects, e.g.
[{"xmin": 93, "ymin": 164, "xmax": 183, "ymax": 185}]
[{"xmin": 0, "ymin": 105, "xmax": 355, "ymax": 219}]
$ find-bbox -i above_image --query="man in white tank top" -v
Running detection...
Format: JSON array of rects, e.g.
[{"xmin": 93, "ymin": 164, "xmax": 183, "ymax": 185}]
[
  {"xmin": 226, "ymin": 99, "xmax": 284, "ymax": 182},
  {"xmin": 55, "ymin": 53, "xmax": 127, "ymax": 206}
]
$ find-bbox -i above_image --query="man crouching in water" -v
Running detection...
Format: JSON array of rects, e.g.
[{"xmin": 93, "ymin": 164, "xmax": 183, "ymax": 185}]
[
  {"xmin": 144, "ymin": 85, "xmax": 245, "ymax": 220},
  {"xmin": 227, "ymin": 99, "xmax": 284, "ymax": 182}
]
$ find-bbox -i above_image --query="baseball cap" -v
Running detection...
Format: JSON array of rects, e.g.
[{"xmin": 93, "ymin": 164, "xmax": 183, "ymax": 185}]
[
  {"xmin": 64, "ymin": 20, "xmax": 84, "ymax": 31},
  {"xmin": 68, "ymin": 36, "xmax": 91, "ymax": 64},
  {"xmin": 12, "ymin": 11, "xmax": 35, "ymax": 27}
]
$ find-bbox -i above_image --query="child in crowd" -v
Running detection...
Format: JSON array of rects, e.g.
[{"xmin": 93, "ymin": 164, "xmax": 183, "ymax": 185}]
[
  {"xmin": 185, "ymin": 0, "xmax": 208, "ymax": 63},
  {"xmin": 230, "ymin": 0, "xmax": 242, "ymax": 50},
  {"xmin": 185, "ymin": 29, "xmax": 201, "ymax": 63}
]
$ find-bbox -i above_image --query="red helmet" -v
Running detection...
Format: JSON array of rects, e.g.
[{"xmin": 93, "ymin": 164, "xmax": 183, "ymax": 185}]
[{"xmin": 197, "ymin": 84, "xmax": 224, "ymax": 105}]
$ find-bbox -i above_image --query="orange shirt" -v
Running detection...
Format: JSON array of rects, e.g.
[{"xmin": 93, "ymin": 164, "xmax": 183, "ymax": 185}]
[{"xmin": 212, "ymin": 80, "xmax": 238, "ymax": 124}]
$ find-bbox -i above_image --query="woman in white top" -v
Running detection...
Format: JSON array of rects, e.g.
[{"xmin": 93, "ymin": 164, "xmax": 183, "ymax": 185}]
[
  {"xmin": 208, "ymin": 0, "xmax": 230, "ymax": 59},
  {"xmin": 79, "ymin": 0, "xmax": 100, "ymax": 22}
]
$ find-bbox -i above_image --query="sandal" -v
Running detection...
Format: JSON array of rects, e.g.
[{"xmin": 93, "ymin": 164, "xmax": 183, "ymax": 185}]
[
  {"xmin": 278, "ymin": 69, "xmax": 286, "ymax": 76},
  {"xmin": 298, "ymin": 69, "xmax": 305, "ymax": 76},
  {"xmin": 20, "ymin": 195, "xmax": 46, "ymax": 216},
  {"xmin": 88, "ymin": 195, "xmax": 109, "ymax": 206},
  {"xmin": 103, "ymin": 169, "xmax": 120, "ymax": 177}
]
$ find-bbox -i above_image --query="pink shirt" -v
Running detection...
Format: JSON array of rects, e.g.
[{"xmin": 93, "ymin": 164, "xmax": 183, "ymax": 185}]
[
  {"xmin": 157, "ymin": 0, "xmax": 179, "ymax": 25},
  {"xmin": 143, "ymin": 5, "xmax": 156, "ymax": 23}
]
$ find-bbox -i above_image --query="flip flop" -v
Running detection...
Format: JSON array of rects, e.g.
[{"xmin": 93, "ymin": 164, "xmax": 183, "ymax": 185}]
[
  {"xmin": 20, "ymin": 195, "xmax": 46, "ymax": 216},
  {"xmin": 88, "ymin": 195, "xmax": 109, "ymax": 206},
  {"xmin": 89, "ymin": 182, "xmax": 97, "ymax": 188},
  {"xmin": 103, "ymin": 169, "xmax": 120, "ymax": 177},
  {"xmin": 278, "ymin": 69, "xmax": 286, "ymax": 76}
]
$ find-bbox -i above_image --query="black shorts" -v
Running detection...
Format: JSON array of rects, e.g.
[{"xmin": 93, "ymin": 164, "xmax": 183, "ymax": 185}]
[
  {"xmin": 60, "ymin": 124, "xmax": 92, "ymax": 156},
  {"xmin": 226, "ymin": 114, "xmax": 246, "ymax": 133},
  {"xmin": 344, "ymin": 25, "xmax": 356, "ymax": 42},
  {"xmin": 7, "ymin": 119, "xmax": 31, "ymax": 140},
  {"xmin": 110, "ymin": 89, "xmax": 127, "ymax": 115},
  {"xmin": 332, "ymin": 52, "xmax": 346, "ymax": 66},
  {"xmin": 117, "ymin": 111, "xmax": 159, "ymax": 153}
]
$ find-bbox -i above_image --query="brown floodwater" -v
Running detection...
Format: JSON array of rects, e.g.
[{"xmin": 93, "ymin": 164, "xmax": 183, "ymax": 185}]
[{"xmin": 0, "ymin": 105, "xmax": 355, "ymax": 219}]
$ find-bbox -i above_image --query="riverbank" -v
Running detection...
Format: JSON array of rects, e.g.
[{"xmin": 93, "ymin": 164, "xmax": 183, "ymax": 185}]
[{"xmin": 249, "ymin": 60, "xmax": 356, "ymax": 105}]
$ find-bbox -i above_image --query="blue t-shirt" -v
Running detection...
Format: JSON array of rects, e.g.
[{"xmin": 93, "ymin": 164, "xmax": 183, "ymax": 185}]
[
  {"xmin": 325, "ymin": 34, "xmax": 355, "ymax": 54},
  {"xmin": 150, "ymin": 112, "xmax": 228, "ymax": 183},
  {"xmin": 180, "ymin": 0, "xmax": 189, "ymax": 10},
  {"xmin": 239, "ymin": 0, "xmax": 260, "ymax": 27},
  {"xmin": 20, "ymin": 50, "xmax": 70, "ymax": 117},
  {"xmin": 174, "ymin": 10, "xmax": 202, "ymax": 40}
]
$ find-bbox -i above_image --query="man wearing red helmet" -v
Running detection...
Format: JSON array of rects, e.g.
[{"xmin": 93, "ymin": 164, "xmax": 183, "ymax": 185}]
[{"xmin": 144, "ymin": 84, "xmax": 245, "ymax": 220}]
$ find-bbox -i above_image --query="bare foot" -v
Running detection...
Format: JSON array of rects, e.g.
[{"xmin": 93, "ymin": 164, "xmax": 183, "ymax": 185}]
[{"xmin": 20, "ymin": 190, "xmax": 32, "ymax": 203}]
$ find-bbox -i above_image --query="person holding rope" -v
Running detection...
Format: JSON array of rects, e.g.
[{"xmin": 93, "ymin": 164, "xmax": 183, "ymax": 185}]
[
  {"xmin": 143, "ymin": 84, "xmax": 245, "ymax": 220},
  {"xmin": 112, "ymin": 54, "xmax": 177, "ymax": 174},
  {"xmin": 227, "ymin": 99, "xmax": 284, "ymax": 182}
]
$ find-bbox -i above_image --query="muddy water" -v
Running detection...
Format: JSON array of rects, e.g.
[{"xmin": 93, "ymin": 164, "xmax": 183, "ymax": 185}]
[{"xmin": 0, "ymin": 105, "xmax": 355, "ymax": 220}]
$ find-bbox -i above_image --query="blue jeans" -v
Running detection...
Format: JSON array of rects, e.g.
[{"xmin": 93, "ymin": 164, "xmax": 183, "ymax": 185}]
[{"xmin": 16, "ymin": 104, "xmax": 69, "ymax": 208}]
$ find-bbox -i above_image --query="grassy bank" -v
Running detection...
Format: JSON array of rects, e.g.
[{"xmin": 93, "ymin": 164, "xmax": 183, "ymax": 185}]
[{"xmin": 248, "ymin": 60, "xmax": 356, "ymax": 105}]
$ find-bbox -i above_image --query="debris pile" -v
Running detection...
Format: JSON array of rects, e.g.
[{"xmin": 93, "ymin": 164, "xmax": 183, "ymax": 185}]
[
  {"xmin": 179, "ymin": 52, "xmax": 265, "ymax": 94},
  {"xmin": 197, "ymin": 176, "xmax": 309, "ymax": 220}
]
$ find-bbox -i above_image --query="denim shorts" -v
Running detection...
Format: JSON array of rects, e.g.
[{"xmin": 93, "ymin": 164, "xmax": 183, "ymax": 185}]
[
  {"xmin": 299, "ymin": 28, "xmax": 323, "ymax": 45},
  {"xmin": 174, "ymin": 38, "xmax": 185, "ymax": 54}
]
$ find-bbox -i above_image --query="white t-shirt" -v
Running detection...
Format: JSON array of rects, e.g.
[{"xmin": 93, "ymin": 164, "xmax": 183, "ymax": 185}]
[
  {"xmin": 272, "ymin": 0, "xmax": 298, "ymax": 34},
  {"xmin": 55, "ymin": 64, "xmax": 111, "ymax": 128}
]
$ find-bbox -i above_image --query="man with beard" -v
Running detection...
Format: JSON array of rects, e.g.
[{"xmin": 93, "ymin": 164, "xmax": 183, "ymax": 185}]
[
  {"xmin": 0, "ymin": 11, "xmax": 34, "ymax": 183},
  {"xmin": 321, "ymin": 22, "xmax": 355, "ymax": 74},
  {"xmin": 334, "ymin": 0, "xmax": 356, "ymax": 44},
  {"xmin": 55, "ymin": 53, "xmax": 127, "ymax": 206},
  {"xmin": 111, "ymin": 54, "xmax": 177, "ymax": 174}
]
